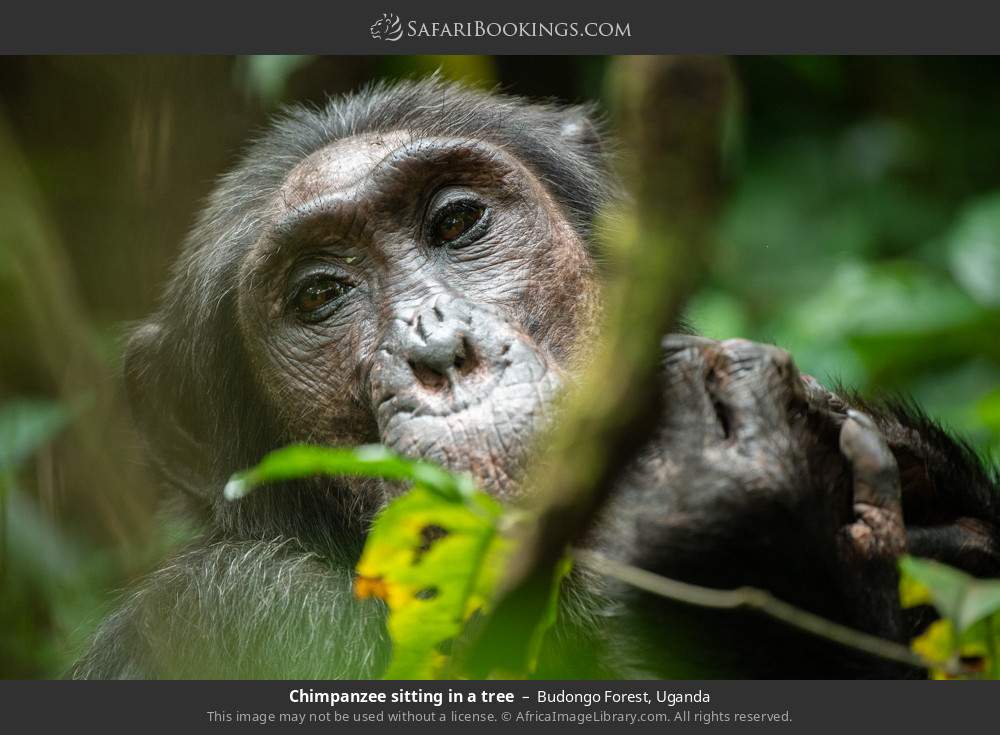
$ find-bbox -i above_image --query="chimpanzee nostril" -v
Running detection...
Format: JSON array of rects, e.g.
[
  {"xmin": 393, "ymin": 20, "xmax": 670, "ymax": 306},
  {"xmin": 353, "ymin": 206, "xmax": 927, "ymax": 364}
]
[
  {"xmin": 397, "ymin": 298, "xmax": 483, "ymax": 391},
  {"xmin": 408, "ymin": 359, "xmax": 449, "ymax": 391},
  {"xmin": 451, "ymin": 337, "xmax": 479, "ymax": 377}
]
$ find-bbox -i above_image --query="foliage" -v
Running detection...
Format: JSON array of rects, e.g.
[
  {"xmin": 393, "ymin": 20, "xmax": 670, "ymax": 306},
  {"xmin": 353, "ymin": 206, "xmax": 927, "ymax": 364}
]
[
  {"xmin": 230, "ymin": 445, "xmax": 1000, "ymax": 681},
  {"xmin": 689, "ymin": 59, "xmax": 1000, "ymax": 461},
  {"xmin": 0, "ymin": 398, "xmax": 112, "ymax": 676},
  {"xmin": 227, "ymin": 444, "xmax": 564, "ymax": 679},
  {"xmin": 900, "ymin": 556, "xmax": 1000, "ymax": 678},
  {"xmin": 224, "ymin": 443, "xmax": 476, "ymax": 503},
  {"xmin": 354, "ymin": 484, "xmax": 507, "ymax": 679}
]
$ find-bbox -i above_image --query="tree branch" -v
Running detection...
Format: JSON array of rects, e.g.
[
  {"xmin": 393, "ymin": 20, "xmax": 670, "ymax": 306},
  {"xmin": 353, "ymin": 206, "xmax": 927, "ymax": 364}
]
[
  {"xmin": 573, "ymin": 549, "xmax": 973, "ymax": 677},
  {"xmin": 466, "ymin": 56, "xmax": 738, "ymax": 675}
]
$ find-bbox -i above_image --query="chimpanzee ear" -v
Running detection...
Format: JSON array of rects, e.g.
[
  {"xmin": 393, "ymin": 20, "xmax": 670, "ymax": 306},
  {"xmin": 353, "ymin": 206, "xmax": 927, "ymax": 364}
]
[
  {"xmin": 124, "ymin": 321, "xmax": 212, "ymax": 498},
  {"xmin": 558, "ymin": 105, "xmax": 605, "ymax": 155},
  {"xmin": 556, "ymin": 104, "xmax": 614, "ymax": 232}
]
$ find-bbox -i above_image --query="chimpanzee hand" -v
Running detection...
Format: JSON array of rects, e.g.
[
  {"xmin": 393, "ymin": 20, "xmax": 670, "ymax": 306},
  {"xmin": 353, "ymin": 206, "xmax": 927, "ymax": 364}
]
[
  {"xmin": 593, "ymin": 335, "xmax": 909, "ymax": 675},
  {"xmin": 829, "ymin": 389, "xmax": 1000, "ymax": 579}
]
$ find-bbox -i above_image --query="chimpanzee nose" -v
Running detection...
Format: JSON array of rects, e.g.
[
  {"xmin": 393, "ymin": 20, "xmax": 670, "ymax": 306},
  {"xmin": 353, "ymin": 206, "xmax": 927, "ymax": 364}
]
[{"xmin": 401, "ymin": 297, "xmax": 480, "ymax": 390}]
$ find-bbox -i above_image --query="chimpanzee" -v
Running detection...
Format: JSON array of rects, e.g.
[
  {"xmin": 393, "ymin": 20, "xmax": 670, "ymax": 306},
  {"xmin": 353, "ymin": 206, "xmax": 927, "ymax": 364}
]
[{"xmin": 72, "ymin": 78, "xmax": 999, "ymax": 679}]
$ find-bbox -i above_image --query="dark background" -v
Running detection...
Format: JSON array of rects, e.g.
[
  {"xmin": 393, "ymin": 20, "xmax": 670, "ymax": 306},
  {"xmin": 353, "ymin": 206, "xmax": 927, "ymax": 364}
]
[{"xmin": 1, "ymin": 55, "xmax": 998, "ymax": 677}]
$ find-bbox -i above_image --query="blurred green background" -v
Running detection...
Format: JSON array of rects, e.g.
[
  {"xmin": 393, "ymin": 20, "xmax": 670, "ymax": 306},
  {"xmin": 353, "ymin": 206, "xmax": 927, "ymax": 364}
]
[{"xmin": 0, "ymin": 56, "xmax": 997, "ymax": 677}]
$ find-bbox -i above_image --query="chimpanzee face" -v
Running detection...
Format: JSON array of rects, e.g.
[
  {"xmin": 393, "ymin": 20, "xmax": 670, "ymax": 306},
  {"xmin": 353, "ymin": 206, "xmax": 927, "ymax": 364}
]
[{"xmin": 236, "ymin": 132, "xmax": 600, "ymax": 495}]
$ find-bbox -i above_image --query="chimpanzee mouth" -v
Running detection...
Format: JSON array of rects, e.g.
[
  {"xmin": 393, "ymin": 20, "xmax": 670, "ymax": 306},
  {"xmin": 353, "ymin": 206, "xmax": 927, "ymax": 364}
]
[
  {"xmin": 373, "ymin": 364, "xmax": 507, "ymax": 423},
  {"xmin": 376, "ymin": 347, "xmax": 559, "ymax": 419},
  {"xmin": 365, "ymin": 295, "xmax": 565, "ymax": 495},
  {"xmin": 376, "ymin": 374, "xmax": 562, "ymax": 497}
]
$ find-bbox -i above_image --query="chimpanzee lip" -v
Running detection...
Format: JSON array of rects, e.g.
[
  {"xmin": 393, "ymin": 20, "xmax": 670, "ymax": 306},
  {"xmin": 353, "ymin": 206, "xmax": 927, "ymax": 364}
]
[{"xmin": 375, "ymin": 368, "xmax": 507, "ymax": 424}]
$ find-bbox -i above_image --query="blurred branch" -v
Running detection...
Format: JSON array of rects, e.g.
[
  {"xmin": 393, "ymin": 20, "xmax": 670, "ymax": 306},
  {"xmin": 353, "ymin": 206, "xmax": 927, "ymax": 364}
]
[
  {"xmin": 468, "ymin": 56, "xmax": 737, "ymax": 675},
  {"xmin": 0, "ymin": 106, "xmax": 155, "ymax": 550}
]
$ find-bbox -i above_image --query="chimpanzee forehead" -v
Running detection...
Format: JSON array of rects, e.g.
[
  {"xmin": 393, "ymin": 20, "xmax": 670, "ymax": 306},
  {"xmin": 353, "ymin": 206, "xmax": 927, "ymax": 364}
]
[
  {"xmin": 277, "ymin": 131, "xmax": 515, "ymax": 210},
  {"xmin": 249, "ymin": 137, "xmax": 541, "ymax": 269},
  {"xmin": 280, "ymin": 131, "xmax": 412, "ymax": 208}
]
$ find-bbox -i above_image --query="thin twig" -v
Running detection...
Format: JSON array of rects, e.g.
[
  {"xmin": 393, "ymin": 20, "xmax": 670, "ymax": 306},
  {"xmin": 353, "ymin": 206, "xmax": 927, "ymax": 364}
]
[{"xmin": 574, "ymin": 548, "xmax": 970, "ymax": 677}]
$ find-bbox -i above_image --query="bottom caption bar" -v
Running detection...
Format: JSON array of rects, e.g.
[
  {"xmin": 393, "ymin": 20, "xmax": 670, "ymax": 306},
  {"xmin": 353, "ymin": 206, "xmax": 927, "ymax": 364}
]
[{"xmin": 1, "ymin": 680, "xmax": 993, "ymax": 732}]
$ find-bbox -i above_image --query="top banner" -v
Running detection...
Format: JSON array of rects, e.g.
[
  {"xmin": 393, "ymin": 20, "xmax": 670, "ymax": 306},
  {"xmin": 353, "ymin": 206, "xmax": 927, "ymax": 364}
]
[{"xmin": 3, "ymin": 0, "xmax": 1000, "ymax": 54}]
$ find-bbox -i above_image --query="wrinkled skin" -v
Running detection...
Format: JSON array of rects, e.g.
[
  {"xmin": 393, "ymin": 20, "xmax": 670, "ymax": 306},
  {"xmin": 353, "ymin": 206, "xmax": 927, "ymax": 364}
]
[
  {"xmin": 238, "ymin": 133, "xmax": 595, "ymax": 499},
  {"xmin": 73, "ymin": 81, "xmax": 999, "ymax": 679},
  {"xmin": 370, "ymin": 295, "xmax": 563, "ymax": 497}
]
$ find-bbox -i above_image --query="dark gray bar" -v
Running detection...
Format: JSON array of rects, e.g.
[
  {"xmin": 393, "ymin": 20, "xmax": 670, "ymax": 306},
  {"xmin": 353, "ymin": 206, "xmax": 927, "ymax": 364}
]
[
  {"xmin": 2, "ymin": 0, "xmax": 1000, "ymax": 54},
  {"xmin": 0, "ymin": 680, "xmax": 994, "ymax": 732}
]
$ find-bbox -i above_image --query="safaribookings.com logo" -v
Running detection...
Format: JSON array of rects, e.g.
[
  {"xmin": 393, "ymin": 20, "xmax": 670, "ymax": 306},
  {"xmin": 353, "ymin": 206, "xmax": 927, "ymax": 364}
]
[
  {"xmin": 370, "ymin": 13, "xmax": 404, "ymax": 41},
  {"xmin": 370, "ymin": 13, "xmax": 631, "ymax": 42}
]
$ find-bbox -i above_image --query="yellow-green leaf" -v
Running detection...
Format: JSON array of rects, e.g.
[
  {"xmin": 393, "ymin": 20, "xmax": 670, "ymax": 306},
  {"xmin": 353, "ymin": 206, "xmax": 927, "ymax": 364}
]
[{"xmin": 355, "ymin": 484, "xmax": 507, "ymax": 679}]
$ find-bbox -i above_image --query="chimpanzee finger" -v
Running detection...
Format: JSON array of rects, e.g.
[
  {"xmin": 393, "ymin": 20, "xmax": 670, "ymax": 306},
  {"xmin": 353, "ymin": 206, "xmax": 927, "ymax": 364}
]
[
  {"xmin": 659, "ymin": 334, "xmax": 727, "ymax": 440},
  {"xmin": 800, "ymin": 373, "xmax": 849, "ymax": 420},
  {"xmin": 705, "ymin": 339, "xmax": 805, "ymax": 445},
  {"xmin": 839, "ymin": 409, "xmax": 901, "ymax": 511},
  {"xmin": 837, "ymin": 409, "xmax": 907, "ymax": 564}
]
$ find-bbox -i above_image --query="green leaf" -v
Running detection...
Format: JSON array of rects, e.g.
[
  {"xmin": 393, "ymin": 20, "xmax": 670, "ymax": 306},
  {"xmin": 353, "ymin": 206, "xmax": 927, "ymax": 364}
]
[
  {"xmin": 224, "ymin": 444, "xmax": 475, "ymax": 503},
  {"xmin": 0, "ymin": 399, "xmax": 74, "ymax": 471},
  {"xmin": 900, "ymin": 557, "xmax": 1000, "ymax": 678},
  {"xmin": 946, "ymin": 191, "xmax": 1000, "ymax": 307},
  {"xmin": 525, "ymin": 554, "xmax": 573, "ymax": 671},
  {"xmin": 910, "ymin": 619, "xmax": 956, "ymax": 672},
  {"xmin": 975, "ymin": 387, "xmax": 1000, "ymax": 432},
  {"xmin": 227, "ymin": 444, "xmax": 568, "ymax": 679},
  {"xmin": 355, "ymin": 485, "xmax": 507, "ymax": 679},
  {"xmin": 899, "ymin": 556, "xmax": 1000, "ymax": 632}
]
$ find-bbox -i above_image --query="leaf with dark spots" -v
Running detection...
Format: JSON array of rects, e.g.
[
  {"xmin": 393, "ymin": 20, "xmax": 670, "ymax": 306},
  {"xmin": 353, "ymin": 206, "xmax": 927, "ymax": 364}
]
[
  {"xmin": 355, "ymin": 484, "xmax": 508, "ymax": 679},
  {"xmin": 413, "ymin": 524, "xmax": 450, "ymax": 564}
]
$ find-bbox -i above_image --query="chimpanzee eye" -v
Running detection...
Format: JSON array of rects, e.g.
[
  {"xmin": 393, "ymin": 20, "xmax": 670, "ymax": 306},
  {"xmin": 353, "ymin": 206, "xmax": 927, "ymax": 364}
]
[
  {"xmin": 431, "ymin": 201, "xmax": 487, "ymax": 246},
  {"xmin": 292, "ymin": 275, "xmax": 352, "ymax": 318}
]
